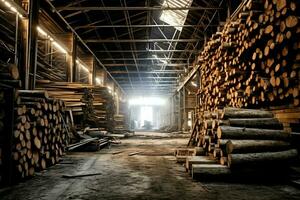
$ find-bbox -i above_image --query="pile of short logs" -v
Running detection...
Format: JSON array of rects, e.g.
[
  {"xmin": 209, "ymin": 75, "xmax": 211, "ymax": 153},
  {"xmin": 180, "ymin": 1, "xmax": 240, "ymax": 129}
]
[
  {"xmin": 12, "ymin": 90, "xmax": 68, "ymax": 179},
  {"xmin": 186, "ymin": 107, "xmax": 298, "ymax": 180},
  {"xmin": 196, "ymin": 0, "xmax": 300, "ymax": 111}
]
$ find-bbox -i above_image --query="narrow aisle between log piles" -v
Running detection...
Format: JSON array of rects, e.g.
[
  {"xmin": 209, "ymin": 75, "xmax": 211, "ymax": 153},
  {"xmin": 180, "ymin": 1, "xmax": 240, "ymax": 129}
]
[{"xmin": 1, "ymin": 132, "xmax": 300, "ymax": 200}]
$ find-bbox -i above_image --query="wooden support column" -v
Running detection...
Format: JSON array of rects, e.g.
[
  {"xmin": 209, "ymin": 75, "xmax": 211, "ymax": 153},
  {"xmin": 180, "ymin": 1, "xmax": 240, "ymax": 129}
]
[
  {"xmin": 178, "ymin": 90, "xmax": 182, "ymax": 131},
  {"xmin": 115, "ymin": 87, "xmax": 120, "ymax": 115},
  {"xmin": 183, "ymin": 86, "xmax": 187, "ymax": 131},
  {"xmin": 25, "ymin": 0, "xmax": 40, "ymax": 89},
  {"xmin": 80, "ymin": 55, "xmax": 93, "ymax": 84},
  {"xmin": 92, "ymin": 57, "xmax": 97, "ymax": 85},
  {"xmin": 197, "ymin": 69, "xmax": 201, "ymax": 115},
  {"xmin": 65, "ymin": 33, "xmax": 75, "ymax": 82},
  {"xmin": 72, "ymin": 35, "xmax": 78, "ymax": 82}
]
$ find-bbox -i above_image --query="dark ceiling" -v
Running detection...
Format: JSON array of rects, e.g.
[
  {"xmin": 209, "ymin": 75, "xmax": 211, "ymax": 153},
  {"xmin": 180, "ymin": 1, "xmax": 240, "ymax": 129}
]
[{"xmin": 45, "ymin": 0, "xmax": 239, "ymax": 95}]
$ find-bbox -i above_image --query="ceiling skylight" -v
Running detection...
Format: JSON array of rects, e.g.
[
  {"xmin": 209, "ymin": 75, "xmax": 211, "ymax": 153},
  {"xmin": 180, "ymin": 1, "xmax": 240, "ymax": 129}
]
[{"xmin": 159, "ymin": 0, "xmax": 193, "ymax": 31}]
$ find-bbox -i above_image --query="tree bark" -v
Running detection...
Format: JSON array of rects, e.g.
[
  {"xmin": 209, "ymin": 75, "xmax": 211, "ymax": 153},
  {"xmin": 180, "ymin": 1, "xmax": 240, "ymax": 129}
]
[
  {"xmin": 229, "ymin": 118, "xmax": 283, "ymax": 129},
  {"xmin": 227, "ymin": 149, "xmax": 298, "ymax": 168},
  {"xmin": 226, "ymin": 140, "xmax": 291, "ymax": 154},
  {"xmin": 217, "ymin": 126, "xmax": 290, "ymax": 140}
]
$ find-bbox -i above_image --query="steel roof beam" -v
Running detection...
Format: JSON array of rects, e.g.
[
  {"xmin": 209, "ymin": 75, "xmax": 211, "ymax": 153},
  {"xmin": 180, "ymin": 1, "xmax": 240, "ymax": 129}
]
[
  {"xmin": 109, "ymin": 70, "xmax": 184, "ymax": 74},
  {"xmin": 104, "ymin": 63, "xmax": 188, "ymax": 67},
  {"xmin": 115, "ymin": 77, "xmax": 177, "ymax": 79},
  {"xmin": 101, "ymin": 57, "xmax": 187, "ymax": 61},
  {"xmin": 75, "ymin": 24, "xmax": 219, "ymax": 29},
  {"xmin": 85, "ymin": 39, "xmax": 199, "ymax": 43},
  {"xmin": 57, "ymin": 6, "xmax": 222, "ymax": 11},
  {"xmin": 96, "ymin": 50, "xmax": 199, "ymax": 53}
]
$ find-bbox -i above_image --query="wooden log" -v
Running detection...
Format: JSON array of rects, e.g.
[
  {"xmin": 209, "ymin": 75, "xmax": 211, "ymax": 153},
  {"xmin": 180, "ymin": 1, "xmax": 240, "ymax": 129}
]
[
  {"xmin": 227, "ymin": 149, "xmax": 298, "ymax": 168},
  {"xmin": 229, "ymin": 118, "xmax": 283, "ymax": 129},
  {"xmin": 33, "ymin": 137, "xmax": 41, "ymax": 149},
  {"xmin": 222, "ymin": 107, "xmax": 273, "ymax": 119},
  {"xmin": 285, "ymin": 15, "xmax": 298, "ymax": 28},
  {"xmin": 217, "ymin": 126, "xmax": 289, "ymax": 140},
  {"xmin": 16, "ymin": 90, "xmax": 49, "ymax": 99},
  {"xmin": 192, "ymin": 164, "xmax": 231, "ymax": 179},
  {"xmin": 186, "ymin": 156, "xmax": 217, "ymax": 172},
  {"xmin": 0, "ymin": 63, "xmax": 19, "ymax": 80},
  {"xmin": 226, "ymin": 140, "xmax": 291, "ymax": 154}
]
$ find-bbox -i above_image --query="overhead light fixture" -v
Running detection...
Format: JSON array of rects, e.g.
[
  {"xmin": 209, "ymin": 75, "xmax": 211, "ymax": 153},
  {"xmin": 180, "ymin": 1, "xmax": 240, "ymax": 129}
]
[
  {"xmin": 1, "ymin": 0, "xmax": 24, "ymax": 18},
  {"xmin": 76, "ymin": 59, "xmax": 89, "ymax": 72},
  {"xmin": 37, "ymin": 26, "xmax": 68, "ymax": 54},
  {"xmin": 37, "ymin": 26, "xmax": 47, "ymax": 37},
  {"xmin": 96, "ymin": 77, "xmax": 101, "ymax": 85},
  {"xmin": 52, "ymin": 41, "xmax": 67, "ymax": 54}
]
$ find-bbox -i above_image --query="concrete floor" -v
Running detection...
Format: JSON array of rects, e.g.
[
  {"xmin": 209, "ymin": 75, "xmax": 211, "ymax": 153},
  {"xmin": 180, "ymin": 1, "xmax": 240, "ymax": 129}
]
[{"xmin": 1, "ymin": 131, "xmax": 300, "ymax": 200}]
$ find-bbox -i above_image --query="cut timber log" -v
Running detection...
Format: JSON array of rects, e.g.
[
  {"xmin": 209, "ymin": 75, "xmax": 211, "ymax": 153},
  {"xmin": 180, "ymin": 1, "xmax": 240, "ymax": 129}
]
[
  {"xmin": 227, "ymin": 149, "xmax": 298, "ymax": 168},
  {"xmin": 226, "ymin": 140, "xmax": 291, "ymax": 154},
  {"xmin": 217, "ymin": 126, "xmax": 290, "ymax": 140},
  {"xmin": 186, "ymin": 156, "xmax": 217, "ymax": 172},
  {"xmin": 229, "ymin": 118, "xmax": 283, "ymax": 129},
  {"xmin": 222, "ymin": 107, "xmax": 273, "ymax": 119},
  {"xmin": 16, "ymin": 90, "xmax": 49, "ymax": 99},
  {"xmin": 192, "ymin": 164, "xmax": 231, "ymax": 179}
]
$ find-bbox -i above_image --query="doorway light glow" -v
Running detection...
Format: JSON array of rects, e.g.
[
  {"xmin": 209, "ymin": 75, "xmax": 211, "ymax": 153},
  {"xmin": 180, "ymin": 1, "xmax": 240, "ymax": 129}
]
[{"xmin": 129, "ymin": 97, "xmax": 166, "ymax": 106}]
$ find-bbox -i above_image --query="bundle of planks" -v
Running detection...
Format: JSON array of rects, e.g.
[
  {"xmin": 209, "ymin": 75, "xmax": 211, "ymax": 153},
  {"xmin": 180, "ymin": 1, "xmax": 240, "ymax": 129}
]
[
  {"xmin": 187, "ymin": 107, "xmax": 298, "ymax": 180},
  {"xmin": 196, "ymin": 0, "xmax": 300, "ymax": 112},
  {"xmin": 12, "ymin": 90, "xmax": 68, "ymax": 179},
  {"xmin": 113, "ymin": 114, "xmax": 130, "ymax": 134},
  {"xmin": 36, "ymin": 80, "xmax": 114, "ymax": 132}
]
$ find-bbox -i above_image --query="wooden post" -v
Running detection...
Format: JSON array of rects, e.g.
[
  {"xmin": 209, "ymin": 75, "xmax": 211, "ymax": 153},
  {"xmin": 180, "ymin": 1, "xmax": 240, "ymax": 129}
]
[
  {"xmin": 26, "ymin": 0, "xmax": 40, "ymax": 89},
  {"xmin": 92, "ymin": 58, "xmax": 97, "ymax": 85},
  {"xmin": 178, "ymin": 90, "xmax": 182, "ymax": 131},
  {"xmin": 183, "ymin": 86, "xmax": 188, "ymax": 131},
  {"xmin": 72, "ymin": 35, "xmax": 78, "ymax": 82},
  {"xmin": 64, "ymin": 33, "xmax": 75, "ymax": 82}
]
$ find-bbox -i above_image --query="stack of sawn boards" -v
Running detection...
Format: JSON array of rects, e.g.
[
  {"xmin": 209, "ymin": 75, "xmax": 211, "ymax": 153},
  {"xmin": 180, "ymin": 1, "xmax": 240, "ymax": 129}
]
[{"xmin": 36, "ymin": 80, "xmax": 114, "ymax": 132}]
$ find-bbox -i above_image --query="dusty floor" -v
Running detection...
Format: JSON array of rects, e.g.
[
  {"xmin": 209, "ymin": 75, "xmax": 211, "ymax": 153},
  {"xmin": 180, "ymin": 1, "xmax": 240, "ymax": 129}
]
[{"xmin": 1, "ymin": 131, "xmax": 300, "ymax": 200}]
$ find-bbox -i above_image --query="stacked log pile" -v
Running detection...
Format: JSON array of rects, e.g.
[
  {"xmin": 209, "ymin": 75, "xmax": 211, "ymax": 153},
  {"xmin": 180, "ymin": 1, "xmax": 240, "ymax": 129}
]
[
  {"xmin": 196, "ymin": 0, "xmax": 300, "ymax": 112},
  {"xmin": 11, "ymin": 90, "xmax": 68, "ymax": 180},
  {"xmin": 36, "ymin": 80, "xmax": 115, "ymax": 132},
  {"xmin": 186, "ymin": 107, "xmax": 298, "ymax": 180}
]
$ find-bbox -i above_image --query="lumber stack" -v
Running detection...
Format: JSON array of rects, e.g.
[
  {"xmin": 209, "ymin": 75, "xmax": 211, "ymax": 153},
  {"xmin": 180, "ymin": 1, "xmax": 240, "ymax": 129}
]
[
  {"xmin": 12, "ymin": 90, "xmax": 68, "ymax": 180},
  {"xmin": 196, "ymin": 0, "xmax": 300, "ymax": 112},
  {"xmin": 36, "ymin": 80, "xmax": 115, "ymax": 132},
  {"xmin": 175, "ymin": 147, "xmax": 205, "ymax": 163},
  {"xmin": 186, "ymin": 107, "xmax": 298, "ymax": 180},
  {"xmin": 113, "ymin": 114, "xmax": 130, "ymax": 134}
]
